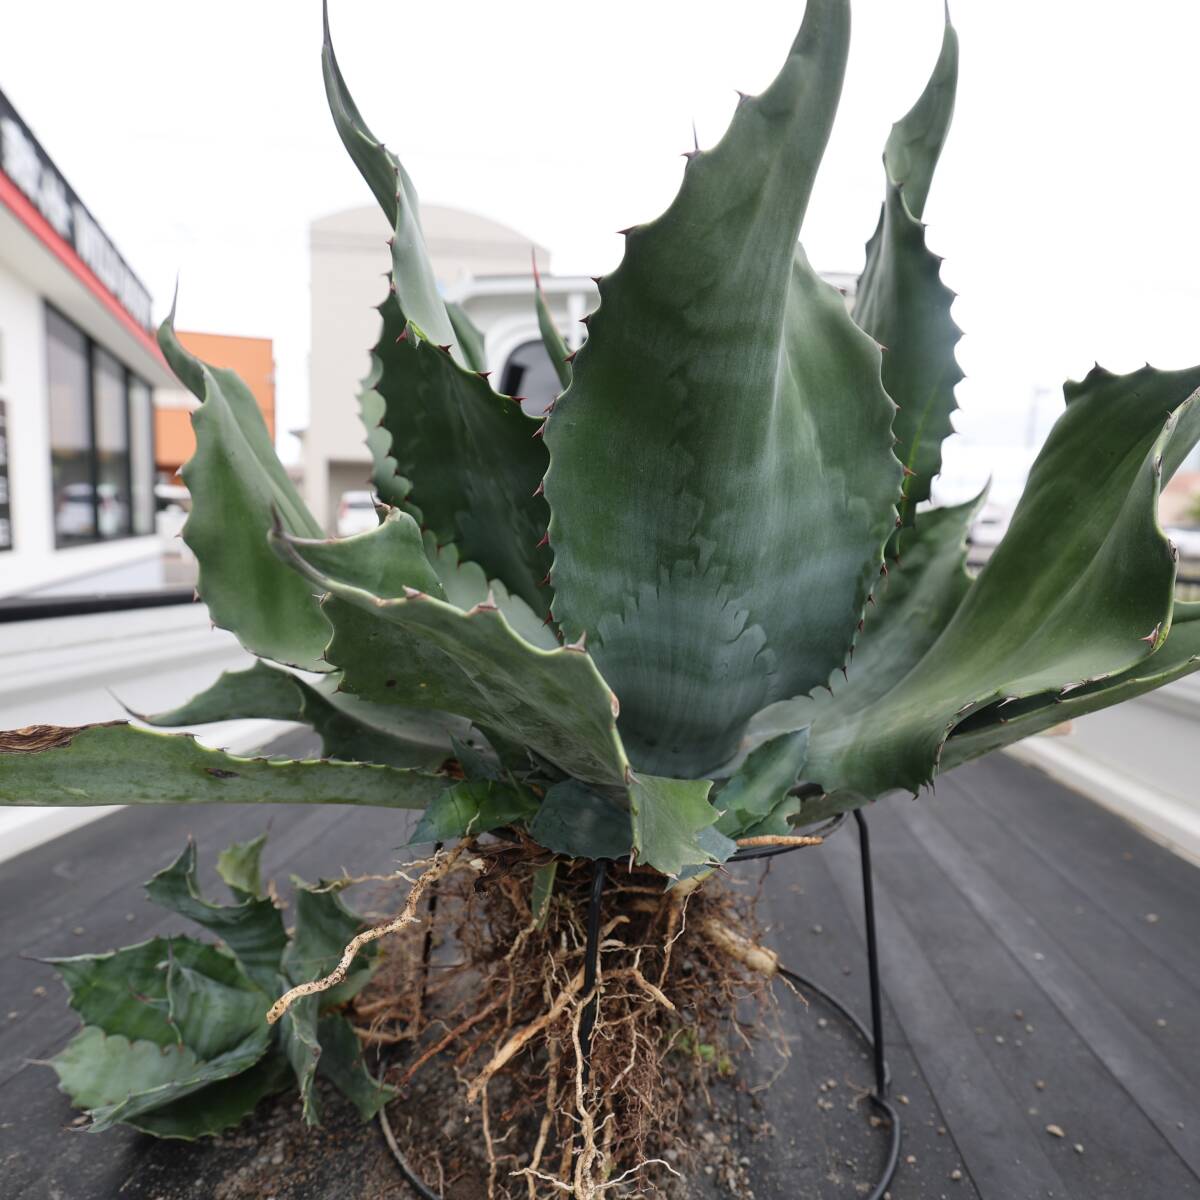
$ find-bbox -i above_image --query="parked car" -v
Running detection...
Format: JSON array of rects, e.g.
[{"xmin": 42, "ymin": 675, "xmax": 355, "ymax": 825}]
[{"xmin": 336, "ymin": 489, "xmax": 380, "ymax": 537}]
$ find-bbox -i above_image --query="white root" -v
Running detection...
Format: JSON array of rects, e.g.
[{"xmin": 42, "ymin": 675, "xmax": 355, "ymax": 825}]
[
  {"xmin": 466, "ymin": 966, "xmax": 585, "ymax": 1103},
  {"xmin": 698, "ymin": 916, "xmax": 779, "ymax": 977},
  {"xmin": 735, "ymin": 833, "xmax": 824, "ymax": 849}
]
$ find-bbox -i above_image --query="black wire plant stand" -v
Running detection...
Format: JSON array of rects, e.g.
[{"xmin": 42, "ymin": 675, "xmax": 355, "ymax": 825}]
[{"xmin": 381, "ymin": 810, "xmax": 900, "ymax": 1200}]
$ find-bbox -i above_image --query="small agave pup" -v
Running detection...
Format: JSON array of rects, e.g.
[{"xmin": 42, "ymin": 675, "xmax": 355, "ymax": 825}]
[{"xmin": 2, "ymin": 0, "xmax": 1199, "ymax": 1178}]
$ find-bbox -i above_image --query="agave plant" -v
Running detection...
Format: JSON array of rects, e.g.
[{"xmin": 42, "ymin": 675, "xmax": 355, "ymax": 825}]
[
  {"xmin": 43, "ymin": 835, "xmax": 393, "ymax": 1137},
  {"xmin": 3, "ymin": 0, "xmax": 1199, "ymax": 1134}
]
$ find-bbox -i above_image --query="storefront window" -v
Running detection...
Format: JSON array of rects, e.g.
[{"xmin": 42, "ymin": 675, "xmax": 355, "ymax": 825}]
[
  {"xmin": 47, "ymin": 308, "xmax": 94, "ymax": 546},
  {"xmin": 46, "ymin": 306, "xmax": 155, "ymax": 547},
  {"xmin": 128, "ymin": 376, "xmax": 155, "ymax": 536},
  {"xmin": 92, "ymin": 348, "xmax": 130, "ymax": 540},
  {"xmin": 0, "ymin": 399, "xmax": 12, "ymax": 551}
]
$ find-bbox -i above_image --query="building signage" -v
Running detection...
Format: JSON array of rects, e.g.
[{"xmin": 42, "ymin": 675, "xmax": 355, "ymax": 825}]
[{"xmin": 0, "ymin": 90, "xmax": 153, "ymax": 333}]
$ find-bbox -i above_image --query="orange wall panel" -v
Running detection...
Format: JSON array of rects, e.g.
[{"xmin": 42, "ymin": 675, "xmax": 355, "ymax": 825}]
[
  {"xmin": 156, "ymin": 331, "xmax": 275, "ymax": 475},
  {"xmin": 154, "ymin": 409, "xmax": 196, "ymax": 479}
]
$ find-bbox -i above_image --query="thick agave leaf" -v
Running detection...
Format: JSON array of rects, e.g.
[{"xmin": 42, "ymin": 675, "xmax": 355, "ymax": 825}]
[
  {"xmin": 52, "ymin": 946, "xmax": 275, "ymax": 1134},
  {"xmin": 146, "ymin": 842, "xmax": 288, "ymax": 993},
  {"xmin": 877, "ymin": 11, "xmax": 958, "ymax": 220},
  {"xmin": 423, "ymin": 536, "xmax": 558, "ymax": 650},
  {"xmin": 128, "ymin": 1053, "xmax": 291, "ymax": 1140},
  {"xmin": 48, "ymin": 839, "xmax": 391, "ymax": 1138},
  {"xmin": 446, "ymin": 300, "xmax": 488, "ymax": 374},
  {"xmin": 279, "ymin": 992, "xmax": 323, "ymax": 1124},
  {"xmin": 166, "ymin": 958, "xmax": 268, "ymax": 1061},
  {"xmin": 629, "ymin": 776, "xmax": 727, "ymax": 878},
  {"xmin": 0, "ymin": 723, "xmax": 450, "ymax": 810},
  {"xmin": 855, "ymin": 14, "xmax": 961, "ymax": 544},
  {"xmin": 316, "ymin": 1013, "xmax": 394, "ymax": 1121},
  {"xmin": 712, "ymin": 729, "xmax": 810, "ymax": 838},
  {"xmin": 360, "ymin": 384, "xmax": 409, "ymax": 510},
  {"xmin": 146, "ymin": 649, "xmax": 457, "ymax": 768},
  {"xmin": 802, "ymin": 364, "xmax": 1200, "ymax": 800},
  {"xmin": 84, "ymin": 1026, "xmax": 273, "ymax": 1134},
  {"xmin": 271, "ymin": 523, "xmax": 628, "ymax": 787},
  {"xmin": 533, "ymin": 257, "xmax": 572, "ymax": 390},
  {"xmin": 323, "ymin": 8, "xmax": 552, "ymax": 614},
  {"xmin": 365, "ymin": 295, "xmax": 552, "ymax": 616},
  {"xmin": 53, "ymin": 1028, "xmax": 205, "ymax": 1117},
  {"xmin": 217, "ymin": 834, "xmax": 268, "ymax": 901},
  {"xmin": 148, "ymin": 660, "xmax": 302, "ymax": 724},
  {"xmin": 47, "ymin": 937, "xmax": 253, "ymax": 1047},
  {"xmin": 748, "ymin": 490, "xmax": 985, "ymax": 746},
  {"xmin": 409, "ymin": 779, "xmax": 540, "ymax": 845},
  {"xmin": 526, "ymin": 780, "xmax": 632, "ymax": 861},
  {"xmin": 277, "ymin": 875, "xmax": 392, "ymax": 1122},
  {"xmin": 544, "ymin": 0, "xmax": 903, "ymax": 777},
  {"xmin": 735, "ymin": 498, "xmax": 980, "ymax": 820},
  {"xmin": 944, "ymin": 600, "xmax": 1200, "ymax": 767},
  {"xmin": 158, "ymin": 312, "xmax": 331, "ymax": 673}
]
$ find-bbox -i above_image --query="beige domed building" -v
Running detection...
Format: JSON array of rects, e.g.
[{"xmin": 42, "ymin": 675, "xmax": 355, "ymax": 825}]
[{"xmin": 299, "ymin": 204, "xmax": 596, "ymax": 530}]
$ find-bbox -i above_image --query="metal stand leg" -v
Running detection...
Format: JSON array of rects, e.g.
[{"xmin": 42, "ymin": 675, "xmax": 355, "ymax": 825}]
[
  {"xmin": 578, "ymin": 858, "xmax": 608, "ymax": 1088},
  {"xmin": 776, "ymin": 810, "xmax": 901, "ymax": 1200},
  {"xmin": 855, "ymin": 809, "xmax": 888, "ymax": 1099},
  {"xmin": 855, "ymin": 810, "xmax": 901, "ymax": 1200}
]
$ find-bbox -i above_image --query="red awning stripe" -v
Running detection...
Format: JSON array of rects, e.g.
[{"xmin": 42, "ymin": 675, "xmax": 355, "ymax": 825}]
[{"xmin": 0, "ymin": 170, "xmax": 166, "ymax": 368}]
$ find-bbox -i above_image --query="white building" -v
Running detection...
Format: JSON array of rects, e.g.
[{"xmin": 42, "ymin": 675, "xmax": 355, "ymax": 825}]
[
  {"xmin": 301, "ymin": 203, "xmax": 595, "ymax": 530},
  {"xmin": 0, "ymin": 88, "xmax": 174, "ymax": 598}
]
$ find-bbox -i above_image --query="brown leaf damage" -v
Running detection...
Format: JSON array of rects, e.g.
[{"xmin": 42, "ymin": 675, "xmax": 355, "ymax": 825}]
[{"xmin": 0, "ymin": 721, "xmax": 124, "ymax": 754}]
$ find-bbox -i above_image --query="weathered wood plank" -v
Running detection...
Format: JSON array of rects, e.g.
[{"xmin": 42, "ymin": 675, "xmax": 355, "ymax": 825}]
[
  {"xmin": 947, "ymin": 755, "xmax": 1200, "ymax": 985},
  {"xmin": 929, "ymin": 771, "xmax": 1200, "ymax": 1078},
  {"xmin": 747, "ymin": 844, "xmax": 983, "ymax": 1199},
  {"xmin": 891, "ymin": 797, "xmax": 1200, "ymax": 1183},
  {"xmin": 821, "ymin": 812, "xmax": 1075, "ymax": 1199}
]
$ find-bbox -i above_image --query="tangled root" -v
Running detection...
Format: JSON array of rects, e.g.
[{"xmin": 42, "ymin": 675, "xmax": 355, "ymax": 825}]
[
  {"xmin": 267, "ymin": 844, "xmax": 472, "ymax": 1025},
  {"xmin": 327, "ymin": 837, "xmax": 784, "ymax": 1199}
]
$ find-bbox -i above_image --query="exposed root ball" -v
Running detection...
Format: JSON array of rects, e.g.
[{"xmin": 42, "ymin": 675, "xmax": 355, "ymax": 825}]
[{"xmin": 345, "ymin": 842, "xmax": 781, "ymax": 1199}]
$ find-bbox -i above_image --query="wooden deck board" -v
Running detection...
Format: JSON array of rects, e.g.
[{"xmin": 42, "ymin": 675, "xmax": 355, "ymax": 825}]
[
  {"xmin": 948, "ymin": 755, "xmax": 1200, "ymax": 985},
  {"xmin": 744, "ymin": 845, "xmax": 983, "ymax": 1199},
  {"xmin": 862, "ymin": 798, "xmax": 1199, "ymax": 1198},
  {"xmin": 0, "ymin": 751, "xmax": 1196, "ymax": 1198},
  {"xmin": 927, "ymin": 773, "xmax": 1200, "ymax": 1082},
  {"xmin": 820, "ymin": 824, "xmax": 1075, "ymax": 1200}
]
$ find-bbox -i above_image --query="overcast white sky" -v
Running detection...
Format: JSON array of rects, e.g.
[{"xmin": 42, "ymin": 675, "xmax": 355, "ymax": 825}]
[{"xmin": 2, "ymin": 1, "xmax": 1198, "ymax": 500}]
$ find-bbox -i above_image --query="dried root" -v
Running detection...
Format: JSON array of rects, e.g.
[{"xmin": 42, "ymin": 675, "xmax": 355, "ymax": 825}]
[
  {"xmin": 339, "ymin": 842, "xmax": 786, "ymax": 1198},
  {"xmin": 266, "ymin": 844, "xmax": 471, "ymax": 1025}
]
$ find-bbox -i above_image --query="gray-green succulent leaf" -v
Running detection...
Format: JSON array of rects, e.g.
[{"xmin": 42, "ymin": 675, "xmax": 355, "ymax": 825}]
[
  {"xmin": 47, "ymin": 837, "xmax": 392, "ymax": 1137},
  {"xmin": 4, "ymin": 0, "xmax": 1200, "ymax": 896},
  {"xmin": 545, "ymin": 2, "xmax": 901, "ymax": 779},
  {"xmin": 854, "ymin": 10, "xmax": 962, "ymax": 550}
]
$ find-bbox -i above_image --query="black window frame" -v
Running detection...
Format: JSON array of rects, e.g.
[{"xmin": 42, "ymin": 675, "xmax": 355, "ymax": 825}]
[
  {"xmin": 0, "ymin": 398, "xmax": 12, "ymax": 552},
  {"xmin": 45, "ymin": 302, "xmax": 154, "ymax": 549},
  {"xmin": 499, "ymin": 338, "xmax": 563, "ymax": 417}
]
